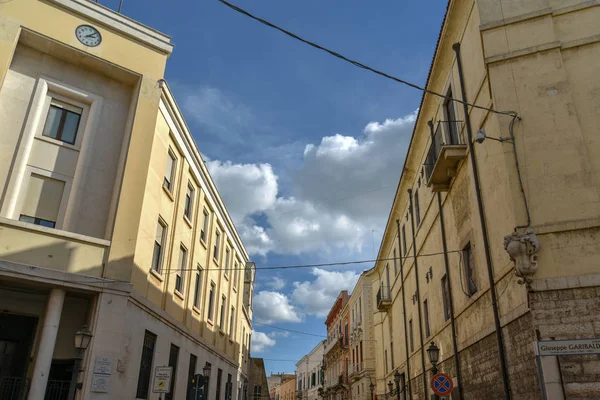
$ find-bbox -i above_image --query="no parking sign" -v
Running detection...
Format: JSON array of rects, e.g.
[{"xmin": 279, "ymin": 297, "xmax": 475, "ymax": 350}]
[{"xmin": 431, "ymin": 373, "xmax": 454, "ymax": 397}]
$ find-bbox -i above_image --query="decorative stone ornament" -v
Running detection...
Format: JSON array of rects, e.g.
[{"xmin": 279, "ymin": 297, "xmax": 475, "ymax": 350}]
[{"xmin": 504, "ymin": 229, "xmax": 541, "ymax": 286}]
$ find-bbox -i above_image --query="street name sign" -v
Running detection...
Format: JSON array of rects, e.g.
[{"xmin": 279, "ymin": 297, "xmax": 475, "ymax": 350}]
[
  {"xmin": 538, "ymin": 338, "xmax": 600, "ymax": 356},
  {"xmin": 153, "ymin": 366, "xmax": 173, "ymax": 393},
  {"xmin": 431, "ymin": 373, "xmax": 454, "ymax": 396}
]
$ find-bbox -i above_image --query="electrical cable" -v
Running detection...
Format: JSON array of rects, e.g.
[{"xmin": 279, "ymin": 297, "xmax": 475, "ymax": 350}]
[{"xmin": 217, "ymin": 0, "xmax": 518, "ymax": 118}]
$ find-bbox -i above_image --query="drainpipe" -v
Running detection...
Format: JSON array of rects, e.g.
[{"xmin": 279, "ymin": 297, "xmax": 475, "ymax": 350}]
[
  {"xmin": 407, "ymin": 189, "xmax": 428, "ymax": 398},
  {"xmin": 452, "ymin": 42, "xmax": 511, "ymax": 399},
  {"xmin": 395, "ymin": 219, "xmax": 412, "ymax": 400},
  {"xmin": 428, "ymin": 121, "xmax": 464, "ymax": 400}
]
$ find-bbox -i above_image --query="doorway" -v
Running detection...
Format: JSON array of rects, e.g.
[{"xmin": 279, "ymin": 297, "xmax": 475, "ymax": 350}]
[{"xmin": 0, "ymin": 313, "xmax": 38, "ymax": 399}]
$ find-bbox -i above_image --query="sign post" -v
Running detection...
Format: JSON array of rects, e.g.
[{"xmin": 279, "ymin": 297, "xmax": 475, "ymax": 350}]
[
  {"xmin": 430, "ymin": 373, "xmax": 453, "ymax": 398},
  {"xmin": 153, "ymin": 366, "xmax": 173, "ymax": 399}
]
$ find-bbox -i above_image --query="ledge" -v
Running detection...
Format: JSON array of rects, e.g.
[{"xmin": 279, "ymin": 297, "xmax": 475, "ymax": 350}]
[
  {"xmin": 149, "ymin": 268, "xmax": 164, "ymax": 282},
  {"xmin": 162, "ymin": 184, "xmax": 175, "ymax": 201}
]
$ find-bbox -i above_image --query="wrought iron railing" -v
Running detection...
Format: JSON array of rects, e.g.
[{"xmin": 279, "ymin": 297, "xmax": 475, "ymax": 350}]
[
  {"xmin": 0, "ymin": 377, "xmax": 29, "ymax": 400},
  {"xmin": 44, "ymin": 380, "xmax": 70, "ymax": 400},
  {"xmin": 424, "ymin": 121, "xmax": 464, "ymax": 180}
]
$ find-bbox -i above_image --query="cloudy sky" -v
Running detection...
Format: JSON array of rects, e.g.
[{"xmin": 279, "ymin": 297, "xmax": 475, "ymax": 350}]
[{"xmin": 118, "ymin": 0, "xmax": 447, "ymax": 374}]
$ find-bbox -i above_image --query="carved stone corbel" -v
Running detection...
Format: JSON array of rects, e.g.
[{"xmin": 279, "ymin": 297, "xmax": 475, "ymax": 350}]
[{"xmin": 503, "ymin": 229, "xmax": 541, "ymax": 287}]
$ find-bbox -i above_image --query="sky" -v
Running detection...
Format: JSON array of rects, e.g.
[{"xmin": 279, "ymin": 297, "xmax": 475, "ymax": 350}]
[{"xmin": 104, "ymin": 0, "xmax": 447, "ymax": 375}]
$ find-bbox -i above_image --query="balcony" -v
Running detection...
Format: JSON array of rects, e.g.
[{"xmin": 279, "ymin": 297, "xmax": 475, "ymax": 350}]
[
  {"xmin": 424, "ymin": 120, "xmax": 468, "ymax": 192},
  {"xmin": 377, "ymin": 286, "xmax": 392, "ymax": 311},
  {"xmin": 348, "ymin": 362, "xmax": 364, "ymax": 378}
]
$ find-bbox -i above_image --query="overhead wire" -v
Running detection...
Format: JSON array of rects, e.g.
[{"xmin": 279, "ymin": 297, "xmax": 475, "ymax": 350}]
[{"xmin": 217, "ymin": 0, "xmax": 518, "ymax": 118}]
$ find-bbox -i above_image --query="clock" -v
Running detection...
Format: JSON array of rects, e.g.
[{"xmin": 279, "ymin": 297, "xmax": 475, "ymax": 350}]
[{"xmin": 75, "ymin": 25, "xmax": 102, "ymax": 47}]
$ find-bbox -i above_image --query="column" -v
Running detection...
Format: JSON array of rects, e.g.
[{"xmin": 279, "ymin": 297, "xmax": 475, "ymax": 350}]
[{"xmin": 28, "ymin": 288, "xmax": 65, "ymax": 400}]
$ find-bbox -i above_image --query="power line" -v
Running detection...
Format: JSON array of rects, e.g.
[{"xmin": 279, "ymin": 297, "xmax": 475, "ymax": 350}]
[
  {"xmin": 217, "ymin": 0, "xmax": 518, "ymax": 118},
  {"xmin": 254, "ymin": 322, "xmax": 327, "ymax": 338}
]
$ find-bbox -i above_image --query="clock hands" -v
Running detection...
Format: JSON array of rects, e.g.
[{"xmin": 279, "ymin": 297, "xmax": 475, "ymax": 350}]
[{"xmin": 85, "ymin": 33, "xmax": 98, "ymax": 38}]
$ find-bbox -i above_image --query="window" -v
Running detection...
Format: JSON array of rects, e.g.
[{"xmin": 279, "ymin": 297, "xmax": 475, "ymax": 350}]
[
  {"xmin": 19, "ymin": 174, "xmax": 65, "ymax": 229},
  {"xmin": 393, "ymin": 249, "xmax": 398, "ymax": 276},
  {"xmin": 311, "ymin": 372, "xmax": 316, "ymax": 387},
  {"xmin": 424, "ymin": 299, "xmax": 431, "ymax": 338},
  {"xmin": 358, "ymin": 297, "xmax": 362, "ymax": 322},
  {"xmin": 225, "ymin": 247, "xmax": 231, "ymax": 276},
  {"xmin": 214, "ymin": 230, "xmax": 221, "ymax": 261},
  {"xmin": 151, "ymin": 219, "xmax": 167, "ymax": 273},
  {"xmin": 219, "ymin": 295, "xmax": 226, "ymax": 329},
  {"xmin": 390, "ymin": 342, "xmax": 395, "ymax": 369},
  {"xmin": 229, "ymin": 306, "xmax": 235, "ymax": 338},
  {"xmin": 194, "ymin": 265, "xmax": 203, "ymax": 308},
  {"xmin": 414, "ymin": 189, "xmax": 421, "ymax": 226},
  {"xmin": 445, "ymin": 88, "xmax": 459, "ymax": 144},
  {"xmin": 216, "ymin": 368, "xmax": 223, "ymax": 400},
  {"xmin": 165, "ymin": 344, "xmax": 179, "ymax": 400},
  {"xmin": 164, "ymin": 149, "xmax": 177, "ymax": 192},
  {"xmin": 233, "ymin": 261, "xmax": 239, "ymax": 289},
  {"xmin": 254, "ymin": 385, "xmax": 262, "ymax": 400},
  {"xmin": 185, "ymin": 182, "xmax": 195, "ymax": 220},
  {"xmin": 463, "ymin": 242, "xmax": 478, "ymax": 296},
  {"xmin": 409, "ymin": 319, "xmax": 414, "ymax": 353},
  {"xmin": 135, "ymin": 330, "xmax": 157, "ymax": 399},
  {"xmin": 402, "ymin": 225, "xmax": 407, "ymax": 256},
  {"xmin": 188, "ymin": 354, "xmax": 197, "ymax": 390},
  {"xmin": 442, "ymin": 275, "xmax": 451, "ymax": 321},
  {"xmin": 42, "ymin": 100, "xmax": 82, "ymax": 144},
  {"xmin": 227, "ymin": 374, "xmax": 233, "ymax": 400},
  {"xmin": 384, "ymin": 349, "xmax": 388, "ymax": 375},
  {"xmin": 175, "ymin": 245, "xmax": 187, "ymax": 293},
  {"xmin": 201, "ymin": 209, "xmax": 209, "ymax": 243},
  {"xmin": 207, "ymin": 282, "xmax": 216, "ymax": 321}
]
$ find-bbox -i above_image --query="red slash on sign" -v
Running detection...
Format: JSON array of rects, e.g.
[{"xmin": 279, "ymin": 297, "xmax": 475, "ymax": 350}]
[{"xmin": 431, "ymin": 373, "xmax": 454, "ymax": 396}]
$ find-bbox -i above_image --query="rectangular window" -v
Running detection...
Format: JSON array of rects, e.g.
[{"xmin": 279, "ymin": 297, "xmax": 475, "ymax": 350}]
[
  {"xmin": 164, "ymin": 149, "xmax": 177, "ymax": 192},
  {"xmin": 442, "ymin": 274, "xmax": 451, "ymax": 321},
  {"xmin": 185, "ymin": 182, "xmax": 195, "ymax": 220},
  {"xmin": 165, "ymin": 344, "xmax": 179, "ymax": 400},
  {"xmin": 188, "ymin": 354, "xmax": 197, "ymax": 390},
  {"xmin": 208, "ymin": 282, "xmax": 216, "ymax": 321},
  {"xmin": 384, "ymin": 350, "xmax": 388, "ymax": 375},
  {"xmin": 414, "ymin": 189, "xmax": 421, "ymax": 226},
  {"xmin": 390, "ymin": 342, "xmax": 395, "ymax": 369},
  {"xmin": 216, "ymin": 368, "xmax": 223, "ymax": 400},
  {"xmin": 409, "ymin": 319, "xmax": 414, "ymax": 353},
  {"xmin": 151, "ymin": 219, "xmax": 167, "ymax": 273},
  {"xmin": 201, "ymin": 209, "xmax": 209, "ymax": 243},
  {"xmin": 214, "ymin": 230, "xmax": 221, "ymax": 261},
  {"xmin": 135, "ymin": 330, "xmax": 157, "ymax": 399},
  {"xmin": 229, "ymin": 306, "xmax": 235, "ymax": 338},
  {"xmin": 219, "ymin": 295, "xmax": 226, "ymax": 329},
  {"xmin": 19, "ymin": 174, "xmax": 65, "ymax": 229},
  {"xmin": 393, "ymin": 248, "xmax": 398, "ymax": 276},
  {"xmin": 424, "ymin": 299, "xmax": 431, "ymax": 338},
  {"xmin": 445, "ymin": 88, "xmax": 459, "ymax": 144},
  {"xmin": 358, "ymin": 297, "xmax": 362, "ymax": 322},
  {"xmin": 402, "ymin": 225, "xmax": 407, "ymax": 256},
  {"xmin": 233, "ymin": 261, "xmax": 239, "ymax": 289},
  {"xmin": 463, "ymin": 242, "xmax": 478, "ymax": 296},
  {"xmin": 42, "ymin": 100, "xmax": 82, "ymax": 145},
  {"xmin": 194, "ymin": 265, "xmax": 203, "ymax": 308},
  {"xmin": 175, "ymin": 245, "xmax": 187, "ymax": 293},
  {"xmin": 225, "ymin": 247, "xmax": 231, "ymax": 276},
  {"xmin": 227, "ymin": 374, "xmax": 233, "ymax": 400}
]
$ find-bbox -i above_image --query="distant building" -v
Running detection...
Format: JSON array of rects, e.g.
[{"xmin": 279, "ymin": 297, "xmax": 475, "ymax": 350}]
[
  {"xmin": 323, "ymin": 291, "xmax": 350, "ymax": 400},
  {"xmin": 280, "ymin": 376, "xmax": 298, "ymax": 400},
  {"xmin": 248, "ymin": 358, "xmax": 270, "ymax": 400},
  {"xmin": 295, "ymin": 341, "xmax": 325, "ymax": 400},
  {"xmin": 268, "ymin": 373, "xmax": 296, "ymax": 400}
]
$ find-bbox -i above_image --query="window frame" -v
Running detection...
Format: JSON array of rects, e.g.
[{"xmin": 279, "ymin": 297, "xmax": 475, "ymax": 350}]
[
  {"xmin": 135, "ymin": 330, "xmax": 157, "ymax": 399},
  {"xmin": 207, "ymin": 281, "xmax": 216, "ymax": 322},
  {"xmin": 184, "ymin": 181, "xmax": 195, "ymax": 221},
  {"xmin": 175, "ymin": 244, "xmax": 188, "ymax": 294},
  {"xmin": 213, "ymin": 229, "xmax": 221, "ymax": 262},
  {"xmin": 441, "ymin": 274, "xmax": 451, "ymax": 321},
  {"xmin": 193, "ymin": 264, "xmax": 203, "ymax": 309},
  {"xmin": 164, "ymin": 148, "xmax": 177, "ymax": 193},
  {"xmin": 219, "ymin": 294, "xmax": 227, "ymax": 330},
  {"xmin": 41, "ymin": 99, "xmax": 83, "ymax": 145},
  {"xmin": 409, "ymin": 319, "xmax": 414, "ymax": 353},
  {"xmin": 414, "ymin": 188, "xmax": 421, "ymax": 227},
  {"xmin": 462, "ymin": 242, "xmax": 478, "ymax": 296},
  {"xmin": 423, "ymin": 298, "xmax": 431, "ymax": 338},
  {"xmin": 200, "ymin": 208, "xmax": 210, "ymax": 244},
  {"xmin": 229, "ymin": 306, "xmax": 235, "ymax": 339},
  {"xmin": 152, "ymin": 218, "xmax": 168, "ymax": 274}
]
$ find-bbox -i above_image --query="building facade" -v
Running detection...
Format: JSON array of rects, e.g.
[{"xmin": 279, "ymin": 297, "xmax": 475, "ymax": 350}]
[
  {"xmin": 368, "ymin": 0, "xmax": 600, "ymax": 399},
  {"xmin": 295, "ymin": 341, "xmax": 325, "ymax": 400},
  {"xmin": 345, "ymin": 274, "xmax": 376, "ymax": 400},
  {"xmin": 280, "ymin": 377, "xmax": 297, "ymax": 400},
  {"xmin": 0, "ymin": 1, "xmax": 255, "ymax": 399},
  {"xmin": 323, "ymin": 291, "xmax": 350, "ymax": 400},
  {"xmin": 267, "ymin": 373, "xmax": 295, "ymax": 400},
  {"xmin": 248, "ymin": 358, "xmax": 270, "ymax": 400}
]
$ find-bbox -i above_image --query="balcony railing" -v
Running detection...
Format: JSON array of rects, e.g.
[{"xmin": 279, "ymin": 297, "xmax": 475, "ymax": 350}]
[
  {"xmin": 376, "ymin": 286, "xmax": 392, "ymax": 311},
  {"xmin": 348, "ymin": 361, "xmax": 364, "ymax": 378},
  {"xmin": 0, "ymin": 377, "xmax": 29, "ymax": 400},
  {"xmin": 424, "ymin": 120, "xmax": 467, "ymax": 191}
]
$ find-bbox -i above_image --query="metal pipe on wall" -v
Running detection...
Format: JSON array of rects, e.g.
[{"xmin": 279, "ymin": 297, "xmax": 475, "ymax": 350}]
[
  {"xmin": 395, "ymin": 219, "xmax": 412, "ymax": 400},
  {"xmin": 407, "ymin": 189, "xmax": 428, "ymax": 398},
  {"xmin": 452, "ymin": 42, "xmax": 511, "ymax": 399}
]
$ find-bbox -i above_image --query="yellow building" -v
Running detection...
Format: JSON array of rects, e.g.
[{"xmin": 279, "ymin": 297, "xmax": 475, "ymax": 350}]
[
  {"xmin": 323, "ymin": 291, "xmax": 350, "ymax": 400},
  {"xmin": 0, "ymin": 0, "xmax": 254, "ymax": 399},
  {"xmin": 280, "ymin": 377, "xmax": 297, "ymax": 400},
  {"xmin": 368, "ymin": 0, "xmax": 600, "ymax": 399}
]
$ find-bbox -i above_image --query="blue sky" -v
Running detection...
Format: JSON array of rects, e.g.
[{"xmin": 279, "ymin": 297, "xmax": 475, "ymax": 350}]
[{"xmin": 107, "ymin": 0, "xmax": 447, "ymax": 374}]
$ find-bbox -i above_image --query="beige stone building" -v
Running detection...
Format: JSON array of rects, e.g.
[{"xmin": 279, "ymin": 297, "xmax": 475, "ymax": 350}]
[
  {"xmin": 323, "ymin": 291, "xmax": 350, "ymax": 400},
  {"xmin": 295, "ymin": 341, "xmax": 325, "ymax": 400},
  {"xmin": 0, "ymin": 0, "xmax": 254, "ymax": 399},
  {"xmin": 280, "ymin": 377, "xmax": 297, "ymax": 400},
  {"xmin": 368, "ymin": 0, "xmax": 600, "ymax": 399}
]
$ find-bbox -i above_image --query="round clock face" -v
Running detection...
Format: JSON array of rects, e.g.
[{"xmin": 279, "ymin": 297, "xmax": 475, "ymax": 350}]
[{"xmin": 75, "ymin": 25, "xmax": 102, "ymax": 47}]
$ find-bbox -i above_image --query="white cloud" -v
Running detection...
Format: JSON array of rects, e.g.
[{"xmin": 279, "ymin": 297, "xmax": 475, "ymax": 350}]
[
  {"xmin": 268, "ymin": 331, "xmax": 291, "ymax": 338},
  {"xmin": 253, "ymin": 291, "xmax": 302, "ymax": 324},
  {"xmin": 266, "ymin": 276, "xmax": 287, "ymax": 291},
  {"xmin": 252, "ymin": 330, "xmax": 276, "ymax": 353},
  {"xmin": 292, "ymin": 268, "xmax": 361, "ymax": 317}
]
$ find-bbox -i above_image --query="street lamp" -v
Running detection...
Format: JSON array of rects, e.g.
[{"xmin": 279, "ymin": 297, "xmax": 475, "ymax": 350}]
[
  {"xmin": 426, "ymin": 342, "xmax": 440, "ymax": 400},
  {"xmin": 369, "ymin": 383, "xmax": 375, "ymax": 400},
  {"xmin": 394, "ymin": 370, "xmax": 404, "ymax": 399},
  {"xmin": 68, "ymin": 325, "xmax": 93, "ymax": 400}
]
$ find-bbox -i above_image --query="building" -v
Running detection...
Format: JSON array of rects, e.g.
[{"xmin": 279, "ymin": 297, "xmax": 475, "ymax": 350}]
[
  {"xmin": 0, "ymin": 0, "xmax": 255, "ymax": 399},
  {"xmin": 295, "ymin": 341, "xmax": 325, "ymax": 400},
  {"xmin": 280, "ymin": 376, "xmax": 297, "ymax": 400},
  {"xmin": 248, "ymin": 358, "xmax": 270, "ymax": 400},
  {"xmin": 368, "ymin": 0, "xmax": 600, "ymax": 399},
  {"xmin": 345, "ymin": 274, "xmax": 376, "ymax": 400},
  {"xmin": 267, "ymin": 373, "xmax": 295, "ymax": 400},
  {"xmin": 323, "ymin": 291, "xmax": 350, "ymax": 400}
]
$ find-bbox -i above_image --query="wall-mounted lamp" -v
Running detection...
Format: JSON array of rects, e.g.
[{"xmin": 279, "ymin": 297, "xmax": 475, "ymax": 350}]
[
  {"xmin": 425, "ymin": 266, "xmax": 433, "ymax": 283},
  {"xmin": 474, "ymin": 129, "xmax": 513, "ymax": 144},
  {"xmin": 411, "ymin": 293, "xmax": 417, "ymax": 304}
]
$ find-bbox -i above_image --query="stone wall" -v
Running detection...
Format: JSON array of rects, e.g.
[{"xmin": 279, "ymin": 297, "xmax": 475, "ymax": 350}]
[{"xmin": 530, "ymin": 285, "xmax": 600, "ymax": 398}]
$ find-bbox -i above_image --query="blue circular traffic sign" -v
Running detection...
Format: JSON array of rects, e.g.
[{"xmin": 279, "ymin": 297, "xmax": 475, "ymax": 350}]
[{"xmin": 431, "ymin": 373, "xmax": 454, "ymax": 396}]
